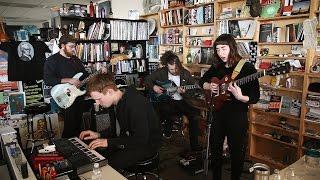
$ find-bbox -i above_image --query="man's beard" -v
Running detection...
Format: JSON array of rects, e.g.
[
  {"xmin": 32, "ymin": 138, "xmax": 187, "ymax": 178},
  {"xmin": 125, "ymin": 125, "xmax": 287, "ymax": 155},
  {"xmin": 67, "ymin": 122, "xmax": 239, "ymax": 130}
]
[{"xmin": 64, "ymin": 49, "xmax": 74, "ymax": 57}]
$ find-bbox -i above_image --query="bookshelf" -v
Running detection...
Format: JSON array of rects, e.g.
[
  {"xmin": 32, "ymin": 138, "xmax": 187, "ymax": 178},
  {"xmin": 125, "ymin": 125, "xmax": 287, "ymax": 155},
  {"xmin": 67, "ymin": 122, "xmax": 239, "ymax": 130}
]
[
  {"xmin": 55, "ymin": 16, "xmax": 149, "ymax": 88},
  {"xmin": 139, "ymin": 0, "xmax": 320, "ymax": 169}
]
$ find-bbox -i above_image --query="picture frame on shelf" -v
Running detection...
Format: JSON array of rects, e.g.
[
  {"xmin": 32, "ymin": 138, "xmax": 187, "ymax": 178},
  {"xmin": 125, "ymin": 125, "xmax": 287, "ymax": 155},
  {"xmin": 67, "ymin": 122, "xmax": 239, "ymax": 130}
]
[{"xmin": 8, "ymin": 92, "xmax": 26, "ymax": 118}]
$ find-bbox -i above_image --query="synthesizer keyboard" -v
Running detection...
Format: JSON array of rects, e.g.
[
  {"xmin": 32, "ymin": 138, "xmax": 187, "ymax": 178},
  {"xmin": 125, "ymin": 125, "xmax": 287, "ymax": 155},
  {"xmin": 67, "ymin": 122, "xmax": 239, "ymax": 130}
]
[{"xmin": 54, "ymin": 137, "xmax": 108, "ymax": 174}]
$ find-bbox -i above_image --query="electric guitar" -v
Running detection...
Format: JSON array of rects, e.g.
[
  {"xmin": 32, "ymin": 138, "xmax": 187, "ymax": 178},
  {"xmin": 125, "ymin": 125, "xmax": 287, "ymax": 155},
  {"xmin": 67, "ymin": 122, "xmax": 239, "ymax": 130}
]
[
  {"xmin": 150, "ymin": 80, "xmax": 200, "ymax": 102},
  {"xmin": 205, "ymin": 62, "xmax": 290, "ymax": 111},
  {"xmin": 51, "ymin": 55, "xmax": 126, "ymax": 109}
]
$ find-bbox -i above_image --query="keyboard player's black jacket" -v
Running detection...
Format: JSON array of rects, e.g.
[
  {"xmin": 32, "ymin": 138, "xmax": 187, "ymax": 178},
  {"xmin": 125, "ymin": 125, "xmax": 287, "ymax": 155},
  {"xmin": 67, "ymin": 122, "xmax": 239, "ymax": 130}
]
[{"xmin": 100, "ymin": 86, "xmax": 161, "ymax": 165}]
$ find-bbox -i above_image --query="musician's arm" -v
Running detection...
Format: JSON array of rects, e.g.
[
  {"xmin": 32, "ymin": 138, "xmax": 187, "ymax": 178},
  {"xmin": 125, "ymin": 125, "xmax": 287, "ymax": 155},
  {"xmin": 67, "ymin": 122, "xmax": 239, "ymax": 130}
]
[
  {"xmin": 241, "ymin": 63, "xmax": 260, "ymax": 104},
  {"xmin": 144, "ymin": 68, "xmax": 162, "ymax": 91}
]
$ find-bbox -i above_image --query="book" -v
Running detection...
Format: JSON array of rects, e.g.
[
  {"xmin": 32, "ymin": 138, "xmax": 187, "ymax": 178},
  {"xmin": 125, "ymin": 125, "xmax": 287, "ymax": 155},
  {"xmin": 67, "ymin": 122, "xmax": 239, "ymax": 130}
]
[
  {"xmin": 200, "ymin": 47, "xmax": 214, "ymax": 64},
  {"xmin": 259, "ymin": 23, "xmax": 273, "ymax": 43},
  {"xmin": 260, "ymin": 0, "xmax": 281, "ymax": 18},
  {"xmin": 268, "ymin": 95, "xmax": 282, "ymax": 112},
  {"xmin": 228, "ymin": 20, "xmax": 241, "ymax": 38}
]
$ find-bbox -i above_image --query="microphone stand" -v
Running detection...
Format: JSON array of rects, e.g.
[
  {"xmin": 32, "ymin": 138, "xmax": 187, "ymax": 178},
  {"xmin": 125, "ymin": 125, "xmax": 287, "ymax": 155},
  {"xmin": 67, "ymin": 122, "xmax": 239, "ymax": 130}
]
[{"xmin": 203, "ymin": 92, "xmax": 215, "ymax": 177}]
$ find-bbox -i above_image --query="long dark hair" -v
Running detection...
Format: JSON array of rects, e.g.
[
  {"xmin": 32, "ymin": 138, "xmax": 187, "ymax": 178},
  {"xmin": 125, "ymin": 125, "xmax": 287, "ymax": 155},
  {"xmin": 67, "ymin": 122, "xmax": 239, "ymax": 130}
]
[
  {"xmin": 160, "ymin": 51, "xmax": 183, "ymax": 71},
  {"xmin": 213, "ymin": 34, "xmax": 242, "ymax": 67}
]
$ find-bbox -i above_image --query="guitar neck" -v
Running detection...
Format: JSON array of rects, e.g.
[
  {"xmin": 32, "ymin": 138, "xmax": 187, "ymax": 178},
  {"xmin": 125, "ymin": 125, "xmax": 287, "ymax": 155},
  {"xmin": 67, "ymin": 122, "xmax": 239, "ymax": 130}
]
[
  {"xmin": 181, "ymin": 84, "xmax": 198, "ymax": 90},
  {"xmin": 79, "ymin": 63, "xmax": 112, "ymax": 87},
  {"xmin": 234, "ymin": 70, "xmax": 265, "ymax": 86}
]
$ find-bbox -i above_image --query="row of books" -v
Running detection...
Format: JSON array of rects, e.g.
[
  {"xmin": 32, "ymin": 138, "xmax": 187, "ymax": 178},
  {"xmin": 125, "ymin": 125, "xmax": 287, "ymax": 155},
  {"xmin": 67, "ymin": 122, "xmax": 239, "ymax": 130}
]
[
  {"xmin": 185, "ymin": 0, "xmax": 215, "ymax": 6},
  {"xmin": 254, "ymin": 93, "xmax": 301, "ymax": 117},
  {"xmin": 186, "ymin": 47, "xmax": 214, "ymax": 65},
  {"xmin": 259, "ymin": 22, "xmax": 304, "ymax": 43},
  {"xmin": 218, "ymin": 20, "xmax": 256, "ymax": 39},
  {"xmin": 76, "ymin": 42, "xmax": 110, "ymax": 63},
  {"xmin": 306, "ymin": 94, "xmax": 320, "ymax": 124},
  {"xmin": 184, "ymin": 4, "xmax": 213, "ymax": 25},
  {"xmin": 86, "ymin": 21, "xmax": 110, "ymax": 40},
  {"xmin": 115, "ymin": 59, "xmax": 147, "ymax": 74},
  {"xmin": 160, "ymin": 0, "xmax": 184, "ymax": 10},
  {"xmin": 110, "ymin": 20, "xmax": 148, "ymax": 40},
  {"xmin": 260, "ymin": 0, "xmax": 311, "ymax": 18},
  {"xmin": 159, "ymin": 8, "xmax": 183, "ymax": 26},
  {"xmin": 159, "ymin": 28, "xmax": 183, "ymax": 45}
]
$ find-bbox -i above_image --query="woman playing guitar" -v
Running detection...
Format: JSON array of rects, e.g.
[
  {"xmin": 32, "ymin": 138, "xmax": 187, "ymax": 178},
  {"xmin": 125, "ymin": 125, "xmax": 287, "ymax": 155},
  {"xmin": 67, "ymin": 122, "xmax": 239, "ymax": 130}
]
[{"xmin": 199, "ymin": 34, "xmax": 260, "ymax": 180}]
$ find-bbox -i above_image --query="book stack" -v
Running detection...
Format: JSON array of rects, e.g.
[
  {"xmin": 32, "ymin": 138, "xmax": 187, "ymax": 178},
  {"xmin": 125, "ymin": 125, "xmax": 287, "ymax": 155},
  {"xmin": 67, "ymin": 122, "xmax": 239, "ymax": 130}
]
[
  {"xmin": 110, "ymin": 20, "xmax": 148, "ymax": 40},
  {"xmin": 76, "ymin": 42, "xmax": 109, "ymax": 63},
  {"xmin": 184, "ymin": 4, "xmax": 213, "ymax": 25}
]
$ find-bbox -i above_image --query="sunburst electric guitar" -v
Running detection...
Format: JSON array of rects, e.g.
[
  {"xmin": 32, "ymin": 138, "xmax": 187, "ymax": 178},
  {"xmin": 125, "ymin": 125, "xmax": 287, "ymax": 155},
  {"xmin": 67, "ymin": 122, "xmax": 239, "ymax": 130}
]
[
  {"xmin": 51, "ymin": 55, "xmax": 126, "ymax": 109},
  {"xmin": 206, "ymin": 62, "xmax": 290, "ymax": 111}
]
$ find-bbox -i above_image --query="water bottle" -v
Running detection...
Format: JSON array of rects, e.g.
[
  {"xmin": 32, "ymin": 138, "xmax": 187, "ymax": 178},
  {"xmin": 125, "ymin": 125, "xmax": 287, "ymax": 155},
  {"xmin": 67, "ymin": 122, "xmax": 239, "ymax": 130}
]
[
  {"xmin": 273, "ymin": 169, "xmax": 281, "ymax": 180},
  {"xmin": 91, "ymin": 163, "xmax": 102, "ymax": 180}
]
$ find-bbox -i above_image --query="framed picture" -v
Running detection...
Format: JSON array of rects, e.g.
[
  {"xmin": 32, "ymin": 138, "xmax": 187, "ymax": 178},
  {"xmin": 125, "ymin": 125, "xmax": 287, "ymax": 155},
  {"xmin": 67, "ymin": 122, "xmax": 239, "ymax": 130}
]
[
  {"xmin": 8, "ymin": 92, "xmax": 26, "ymax": 117},
  {"xmin": 111, "ymin": 43, "xmax": 119, "ymax": 52}
]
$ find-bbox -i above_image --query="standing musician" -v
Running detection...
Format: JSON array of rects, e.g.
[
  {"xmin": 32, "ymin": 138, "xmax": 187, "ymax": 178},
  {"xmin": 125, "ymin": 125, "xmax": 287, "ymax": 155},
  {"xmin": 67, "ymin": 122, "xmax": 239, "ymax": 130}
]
[
  {"xmin": 79, "ymin": 73, "xmax": 161, "ymax": 170},
  {"xmin": 44, "ymin": 34, "xmax": 88, "ymax": 138},
  {"xmin": 199, "ymin": 34, "xmax": 260, "ymax": 180},
  {"xmin": 145, "ymin": 51, "xmax": 201, "ymax": 151}
]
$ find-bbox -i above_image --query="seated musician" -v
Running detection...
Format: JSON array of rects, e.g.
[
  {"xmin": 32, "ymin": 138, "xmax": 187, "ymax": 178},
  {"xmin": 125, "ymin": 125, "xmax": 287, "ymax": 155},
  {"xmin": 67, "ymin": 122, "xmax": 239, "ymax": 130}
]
[
  {"xmin": 79, "ymin": 73, "xmax": 161, "ymax": 170},
  {"xmin": 145, "ymin": 51, "xmax": 201, "ymax": 151}
]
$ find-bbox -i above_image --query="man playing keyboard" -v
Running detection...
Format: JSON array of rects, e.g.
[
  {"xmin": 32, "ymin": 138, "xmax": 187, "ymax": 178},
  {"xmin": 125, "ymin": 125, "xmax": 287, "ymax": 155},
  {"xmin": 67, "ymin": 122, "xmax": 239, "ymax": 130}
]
[{"xmin": 79, "ymin": 73, "xmax": 161, "ymax": 170}]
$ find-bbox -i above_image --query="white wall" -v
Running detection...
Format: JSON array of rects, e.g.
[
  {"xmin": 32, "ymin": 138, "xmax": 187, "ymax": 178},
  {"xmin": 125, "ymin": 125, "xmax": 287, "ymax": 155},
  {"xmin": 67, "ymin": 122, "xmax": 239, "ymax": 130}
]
[{"xmin": 111, "ymin": 0, "xmax": 144, "ymax": 19}]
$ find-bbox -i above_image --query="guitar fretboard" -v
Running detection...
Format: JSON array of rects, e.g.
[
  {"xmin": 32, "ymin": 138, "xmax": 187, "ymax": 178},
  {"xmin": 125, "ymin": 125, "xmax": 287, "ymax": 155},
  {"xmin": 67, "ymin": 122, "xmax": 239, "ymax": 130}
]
[
  {"xmin": 234, "ymin": 70, "xmax": 265, "ymax": 86},
  {"xmin": 181, "ymin": 84, "xmax": 199, "ymax": 90}
]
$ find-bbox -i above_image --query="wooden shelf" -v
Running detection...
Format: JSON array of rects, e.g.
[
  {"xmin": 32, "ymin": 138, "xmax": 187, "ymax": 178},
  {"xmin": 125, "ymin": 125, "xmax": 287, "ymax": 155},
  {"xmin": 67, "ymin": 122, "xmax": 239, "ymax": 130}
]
[
  {"xmin": 257, "ymin": 14, "xmax": 310, "ymax": 21},
  {"xmin": 252, "ymin": 108, "xmax": 301, "ymax": 121},
  {"xmin": 160, "ymin": 44, "xmax": 183, "ymax": 46},
  {"xmin": 305, "ymin": 119, "xmax": 320, "ymax": 125},
  {"xmin": 185, "ymin": 2, "xmax": 215, "ymax": 8},
  {"xmin": 140, "ymin": 12, "xmax": 158, "ymax": 18},
  {"xmin": 235, "ymin": 37, "xmax": 254, "ymax": 40},
  {"xmin": 160, "ymin": 24, "xmax": 183, "ymax": 28},
  {"xmin": 307, "ymin": 91, "xmax": 320, "ymax": 96},
  {"xmin": 307, "ymin": 73, "xmax": 320, "ymax": 78},
  {"xmin": 185, "ymin": 23, "xmax": 215, "ymax": 27},
  {"xmin": 161, "ymin": 6, "xmax": 184, "ymax": 12},
  {"xmin": 216, "ymin": 0, "xmax": 244, "ymax": 4},
  {"xmin": 258, "ymin": 42, "xmax": 303, "ymax": 45},
  {"xmin": 252, "ymin": 121, "xmax": 299, "ymax": 135},
  {"xmin": 216, "ymin": 17, "xmax": 255, "ymax": 21},
  {"xmin": 288, "ymin": 72, "xmax": 305, "ymax": 76},
  {"xmin": 250, "ymin": 154, "xmax": 286, "ymax": 169},
  {"xmin": 149, "ymin": 35, "xmax": 158, "ymax": 38},
  {"xmin": 303, "ymin": 134, "xmax": 320, "ymax": 140},
  {"xmin": 257, "ymin": 56, "xmax": 306, "ymax": 60},
  {"xmin": 252, "ymin": 132, "xmax": 298, "ymax": 148},
  {"xmin": 183, "ymin": 63, "xmax": 211, "ymax": 68},
  {"xmin": 186, "ymin": 35, "xmax": 213, "ymax": 37},
  {"xmin": 260, "ymin": 84, "xmax": 303, "ymax": 93}
]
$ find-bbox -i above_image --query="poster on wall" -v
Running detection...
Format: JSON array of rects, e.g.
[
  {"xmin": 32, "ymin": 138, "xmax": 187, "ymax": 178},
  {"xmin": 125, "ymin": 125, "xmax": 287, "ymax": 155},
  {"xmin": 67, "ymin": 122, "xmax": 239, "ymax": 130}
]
[
  {"xmin": 22, "ymin": 80, "xmax": 44, "ymax": 105},
  {"xmin": 0, "ymin": 49, "xmax": 18, "ymax": 91}
]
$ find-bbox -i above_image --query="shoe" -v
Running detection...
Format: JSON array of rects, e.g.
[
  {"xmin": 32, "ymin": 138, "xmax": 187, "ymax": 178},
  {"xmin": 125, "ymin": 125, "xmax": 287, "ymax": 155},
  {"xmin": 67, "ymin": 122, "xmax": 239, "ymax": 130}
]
[{"xmin": 162, "ymin": 131, "xmax": 172, "ymax": 139}]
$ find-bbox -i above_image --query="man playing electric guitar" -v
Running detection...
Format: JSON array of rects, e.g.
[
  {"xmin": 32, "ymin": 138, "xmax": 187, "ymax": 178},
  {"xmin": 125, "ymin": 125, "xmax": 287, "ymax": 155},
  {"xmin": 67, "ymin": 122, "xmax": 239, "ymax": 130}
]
[
  {"xmin": 145, "ymin": 51, "xmax": 201, "ymax": 152},
  {"xmin": 44, "ymin": 35, "xmax": 106, "ymax": 138}
]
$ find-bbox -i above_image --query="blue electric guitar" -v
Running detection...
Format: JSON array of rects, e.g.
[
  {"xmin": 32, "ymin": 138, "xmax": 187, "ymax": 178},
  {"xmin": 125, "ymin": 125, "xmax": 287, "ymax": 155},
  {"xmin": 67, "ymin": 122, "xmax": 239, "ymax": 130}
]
[{"xmin": 150, "ymin": 80, "xmax": 199, "ymax": 102}]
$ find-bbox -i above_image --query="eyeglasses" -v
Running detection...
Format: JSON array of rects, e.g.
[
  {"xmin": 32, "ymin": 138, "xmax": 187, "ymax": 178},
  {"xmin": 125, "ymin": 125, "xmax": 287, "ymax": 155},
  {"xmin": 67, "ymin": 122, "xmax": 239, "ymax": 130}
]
[{"xmin": 66, "ymin": 43, "xmax": 76, "ymax": 49}]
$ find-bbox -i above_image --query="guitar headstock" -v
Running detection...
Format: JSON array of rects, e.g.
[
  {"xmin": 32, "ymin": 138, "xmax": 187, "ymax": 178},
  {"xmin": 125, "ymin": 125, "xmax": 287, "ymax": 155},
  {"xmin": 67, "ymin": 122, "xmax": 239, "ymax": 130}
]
[
  {"xmin": 109, "ymin": 54, "xmax": 128, "ymax": 65},
  {"xmin": 266, "ymin": 62, "xmax": 291, "ymax": 76}
]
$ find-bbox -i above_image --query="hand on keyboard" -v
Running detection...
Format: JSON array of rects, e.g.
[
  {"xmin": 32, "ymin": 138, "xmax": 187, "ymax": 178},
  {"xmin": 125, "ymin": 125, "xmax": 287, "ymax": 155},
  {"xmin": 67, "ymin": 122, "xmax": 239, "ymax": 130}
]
[
  {"xmin": 79, "ymin": 130, "xmax": 99, "ymax": 140},
  {"xmin": 88, "ymin": 139, "xmax": 108, "ymax": 150}
]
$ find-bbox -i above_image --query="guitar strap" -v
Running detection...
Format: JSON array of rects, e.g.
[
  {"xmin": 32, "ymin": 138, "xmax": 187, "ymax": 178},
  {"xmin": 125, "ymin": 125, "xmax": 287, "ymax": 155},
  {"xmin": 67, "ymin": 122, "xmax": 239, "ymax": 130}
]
[{"xmin": 231, "ymin": 59, "xmax": 246, "ymax": 80}]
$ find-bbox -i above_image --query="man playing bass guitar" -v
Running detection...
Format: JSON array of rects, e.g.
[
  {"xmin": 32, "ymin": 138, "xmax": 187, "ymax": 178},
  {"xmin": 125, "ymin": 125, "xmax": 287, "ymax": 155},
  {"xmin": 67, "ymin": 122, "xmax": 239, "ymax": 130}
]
[
  {"xmin": 145, "ymin": 51, "xmax": 201, "ymax": 152},
  {"xmin": 199, "ymin": 34, "xmax": 260, "ymax": 180}
]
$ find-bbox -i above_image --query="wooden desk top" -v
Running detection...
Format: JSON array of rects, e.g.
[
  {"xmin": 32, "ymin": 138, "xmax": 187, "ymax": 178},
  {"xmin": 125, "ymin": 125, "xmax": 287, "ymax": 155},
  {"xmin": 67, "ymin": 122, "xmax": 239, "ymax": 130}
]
[{"xmin": 80, "ymin": 164, "xmax": 127, "ymax": 180}]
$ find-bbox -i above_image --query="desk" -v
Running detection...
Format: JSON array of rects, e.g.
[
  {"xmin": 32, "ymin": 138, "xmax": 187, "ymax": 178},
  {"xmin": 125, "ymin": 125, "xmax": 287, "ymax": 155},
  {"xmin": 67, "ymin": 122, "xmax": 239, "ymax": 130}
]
[
  {"xmin": 269, "ymin": 156, "xmax": 320, "ymax": 180},
  {"xmin": 80, "ymin": 165, "xmax": 127, "ymax": 180}
]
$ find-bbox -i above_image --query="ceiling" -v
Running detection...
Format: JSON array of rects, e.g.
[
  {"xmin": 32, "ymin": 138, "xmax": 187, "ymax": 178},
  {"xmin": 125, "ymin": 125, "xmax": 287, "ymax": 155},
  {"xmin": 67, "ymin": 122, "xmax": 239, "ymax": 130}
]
[{"xmin": 0, "ymin": 0, "xmax": 100, "ymax": 25}]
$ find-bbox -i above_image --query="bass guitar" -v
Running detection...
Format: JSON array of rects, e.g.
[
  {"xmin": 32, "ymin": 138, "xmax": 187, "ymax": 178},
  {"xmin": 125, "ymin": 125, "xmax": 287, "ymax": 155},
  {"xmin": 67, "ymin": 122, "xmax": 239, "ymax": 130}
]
[
  {"xmin": 205, "ymin": 62, "xmax": 290, "ymax": 111},
  {"xmin": 51, "ymin": 55, "xmax": 126, "ymax": 109},
  {"xmin": 150, "ymin": 80, "xmax": 199, "ymax": 102}
]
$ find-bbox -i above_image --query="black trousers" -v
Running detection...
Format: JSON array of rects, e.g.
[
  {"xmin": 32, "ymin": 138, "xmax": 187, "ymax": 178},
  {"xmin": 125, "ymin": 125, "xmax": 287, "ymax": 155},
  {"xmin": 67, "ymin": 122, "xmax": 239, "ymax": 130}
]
[
  {"xmin": 155, "ymin": 99, "xmax": 200, "ymax": 150},
  {"xmin": 61, "ymin": 97, "xmax": 85, "ymax": 138},
  {"xmin": 211, "ymin": 109, "xmax": 248, "ymax": 180},
  {"xmin": 99, "ymin": 145, "xmax": 157, "ymax": 170}
]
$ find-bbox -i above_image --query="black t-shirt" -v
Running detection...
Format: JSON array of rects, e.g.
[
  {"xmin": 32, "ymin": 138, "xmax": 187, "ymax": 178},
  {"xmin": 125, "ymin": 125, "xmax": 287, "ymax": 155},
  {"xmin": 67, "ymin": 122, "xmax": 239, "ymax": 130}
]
[
  {"xmin": 0, "ymin": 41, "xmax": 51, "ymax": 81},
  {"xmin": 43, "ymin": 52, "xmax": 89, "ymax": 86}
]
